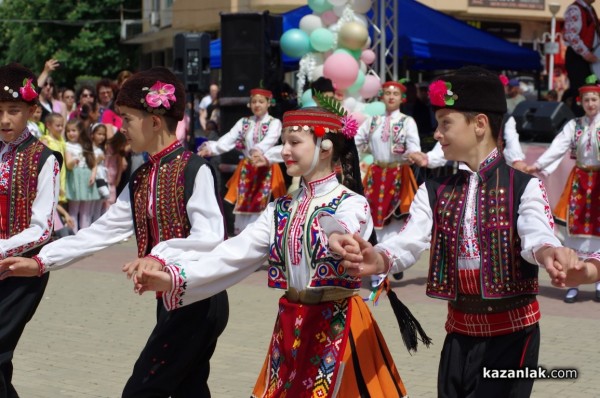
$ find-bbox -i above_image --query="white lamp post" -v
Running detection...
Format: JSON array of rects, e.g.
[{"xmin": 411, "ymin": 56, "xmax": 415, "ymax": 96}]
[{"xmin": 545, "ymin": 3, "xmax": 561, "ymax": 91}]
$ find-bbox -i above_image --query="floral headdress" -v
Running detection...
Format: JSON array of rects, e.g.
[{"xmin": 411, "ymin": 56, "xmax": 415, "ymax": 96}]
[
  {"xmin": 2, "ymin": 78, "xmax": 38, "ymax": 102},
  {"xmin": 141, "ymin": 81, "xmax": 176, "ymax": 115},
  {"xmin": 313, "ymin": 91, "xmax": 359, "ymax": 139},
  {"xmin": 428, "ymin": 80, "xmax": 457, "ymax": 107}
]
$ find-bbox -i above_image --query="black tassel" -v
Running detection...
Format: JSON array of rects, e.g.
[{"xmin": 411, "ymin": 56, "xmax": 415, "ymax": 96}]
[{"xmin": 385, "ymin": 281, "xmax": 433, "ymax": 354}]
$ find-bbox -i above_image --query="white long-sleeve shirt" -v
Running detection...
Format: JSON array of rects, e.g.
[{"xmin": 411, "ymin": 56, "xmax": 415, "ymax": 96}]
[
  {"xmin": 205, "ymin": 113, "xmax": 281, "ymax": 157},
  {"xmin": 355, "ymin": 110, "xmax": 421, "ymax": 163},
  {"xmin": 36, "ymin": 164, "xmax": 224, "ymax": 270},
  {"xmin": 535, "ymin": 115, "xmax": 600, "ymax": 173}
]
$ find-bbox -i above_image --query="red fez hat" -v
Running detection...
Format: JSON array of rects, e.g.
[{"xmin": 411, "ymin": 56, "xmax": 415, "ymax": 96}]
[
  {"xmin": 250, "ymin": 88, "xmax": 273, "ymax": 98},
  {"xmin": 283, "ymin": 108, "xmax": 342, "ymax": 132},
  {"xmin": 382, "ymin": 81, "xmax": 406, "ymax": 92},
  {"xmin": 579, "ymin": 75, "xmax": 600, "ymax": 95}
]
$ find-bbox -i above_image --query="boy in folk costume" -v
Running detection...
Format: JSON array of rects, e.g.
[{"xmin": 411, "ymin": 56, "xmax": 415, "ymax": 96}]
[
  {"xmin": 198, "ymin": 88, "xmax": 286, "ymax": 235},
  {"xmin": 0, "ymin": 67, "xmax": 229, "ymax": 397},
  {"xmin": 526, "ymin": 75, "xmax": 600, "ymax": 303},
  {"xmin": 135, "ymin": 106, "xmax": 421, "ymax": 397},
  {"xmin": 329, "ymin": 66, "xmax": 579, "ymax": 398},
  {"xmin": 0, "ymin": 63, "xmax": 62, "ymax": 398}
]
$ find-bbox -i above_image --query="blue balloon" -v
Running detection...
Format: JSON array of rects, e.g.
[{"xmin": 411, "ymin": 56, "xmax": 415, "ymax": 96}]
[
  {"xmin": 280, "ymin": 29, "xmax": 310, "ymax": 59},
  {"xmin": 301, "ymin": 89, "xmax": 317, "ymax": 108},
  {"xmin": 363, "ymin": 101, "xmax": 386, "ymax": 116}
]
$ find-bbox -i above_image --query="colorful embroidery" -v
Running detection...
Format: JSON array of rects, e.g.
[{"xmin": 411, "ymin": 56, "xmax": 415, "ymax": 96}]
[
  {"xmin": 264, "ymin": 298, "xmax": 350, "ymax": 398},
  {"xmin": 132, "ymin": 145, "xmax": 192, "ymax": 257}
]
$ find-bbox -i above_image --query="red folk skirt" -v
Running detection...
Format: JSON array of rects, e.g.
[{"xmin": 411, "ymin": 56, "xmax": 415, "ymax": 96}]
[
  {"xmin": 363, "ymin": 163, "xmax": 417, "ymax": 229},
  {"xmin": 224, "ymin": 158, "xmax": 286, "ymax": 214},
  {"xmin": 252, "ymin": 295, "xmax": 408, "ymax": 398},
  {"xmin": 553, "ymin": 167, "xmax": 600, "ymax": 238}
]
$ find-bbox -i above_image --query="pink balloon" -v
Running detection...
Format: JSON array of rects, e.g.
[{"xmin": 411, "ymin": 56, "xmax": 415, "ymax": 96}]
[
  {"xmin": 321, "ymin": 10, "xmax": 339, "ymax": 26},
  {"xmin": 323, "ymin": 52, "xmax": 359, "ymax": 90},
  {"xmin": 350, "ymin": 111, "xmax": 367, "ymax": 126},
  {"xmin": 359, "ymin": 75, "xmax": 381, "ymax": 99},
  {"xmin": 360, "ymin": 49, "xmax": 376, "ymax": 65}
]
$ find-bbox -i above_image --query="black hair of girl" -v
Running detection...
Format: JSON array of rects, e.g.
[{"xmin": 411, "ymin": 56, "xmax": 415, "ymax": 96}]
[
  {"xmin": 67, "ymin": 120, "xmax": 96, "ymax": 170},
  {"xmin": 322, "ymin": 120, "xmax": 378, "ymax": 246},
  {"xmin": 108, "ymin": 131, "xmax": 128, "ymax": 157}
]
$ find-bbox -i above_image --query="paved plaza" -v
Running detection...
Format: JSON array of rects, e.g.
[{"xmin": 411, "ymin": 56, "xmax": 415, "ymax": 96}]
[{"xmin": 12, "ymin": 239, "xmax": 600, "ymax": 397}]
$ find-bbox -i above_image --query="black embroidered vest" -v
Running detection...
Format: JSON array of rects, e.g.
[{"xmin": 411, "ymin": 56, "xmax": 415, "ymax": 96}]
[
  {"xmin": 129, "ymin": 147, "xmax": 219, "ymax": 257},
  {"xmin": 425, "ymin": 156, "xmax": 539, "ymax": 300}
]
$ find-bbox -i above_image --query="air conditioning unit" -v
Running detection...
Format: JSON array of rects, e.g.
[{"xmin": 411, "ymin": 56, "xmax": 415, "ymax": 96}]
[{"xmin": 150, "ymin": 11, "xmax": 160, "ymax": 27}]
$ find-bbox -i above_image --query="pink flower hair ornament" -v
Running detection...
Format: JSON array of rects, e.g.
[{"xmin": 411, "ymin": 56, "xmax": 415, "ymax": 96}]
[
  {"xmin": 340, "ymin": 114, "xmax": 359, "ymax": 139},
  {"xmin": 429, "ymin": 80, "xmax": 457, "ymax": 107},
  {"xmin": 499, "ymin": 74, "xmax": 509, "ymax": 86},
  {"xmin": 141, "ymin": 81, "xmax": 176, "ymax": 115},
  {"xmin": 19, "ymin": 78, "xmax": 38, "ymax": 102}
]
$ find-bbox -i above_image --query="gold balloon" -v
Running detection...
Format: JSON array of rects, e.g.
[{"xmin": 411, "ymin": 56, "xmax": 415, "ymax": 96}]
[{"xmin": 338, "ymin": 21, "xmax": 369, "ymax": 51}]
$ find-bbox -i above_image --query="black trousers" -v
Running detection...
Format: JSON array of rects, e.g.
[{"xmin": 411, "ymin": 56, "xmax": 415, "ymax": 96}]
[
  {"xmin": 122, "ymin": 290, "xmax": 229, "ymax": 398},
  {"xmin": 438, "ymin": 324, "xmax": 540, "ymax": 398},
  {"xmin": 0, "ymin": 274, "xmax": 50, "ymax": 398}
]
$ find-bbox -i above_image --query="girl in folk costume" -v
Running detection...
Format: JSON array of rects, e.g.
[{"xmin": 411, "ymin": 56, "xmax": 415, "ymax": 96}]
[
  {"xmin": 198, "ymin": 88, "xmax": 286, "ymax": 234},
  {"xmin": 355, "ymin": 80, "xmax": 421, "ymax": 285},
  {"xmin": 136, "ymin": 106, "xmax": 426, "ymax": 398},
  {"xmin": 356, "ymin": 81, "xmax": 421, "ymax": 241},
  {"xmin": 526, "ymin": 75, "xmax": 600, "ymax": 303},
  {"xmin": 0, "ymin": 63, "xmax": 61, "ymax": 397}
]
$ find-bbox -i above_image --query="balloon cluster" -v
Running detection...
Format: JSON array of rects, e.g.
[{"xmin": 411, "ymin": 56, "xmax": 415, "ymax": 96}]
[{"xmin": 280, "ymin": 0, "xmax": 385, "ymax": 121}]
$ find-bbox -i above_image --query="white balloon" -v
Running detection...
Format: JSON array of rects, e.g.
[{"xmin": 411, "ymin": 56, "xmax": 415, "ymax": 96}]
[
  {"xmin": 310, "ymin": 64, "xmax": 325, "ymax": 81},
  {"xmin": 333, "ymin": 4, "xmax": 347, "ymax": 17},
  {"xmin": 351, "ymin": 0, "xmax": 372, "ymax": 14},
  {"xmin": 359, "ymin": 60, "xmax": 367, "ymax": 73},
  {"xmin": 343, "ymin": 97, "xmax": 357, "ymax": 111},
  {"xmin": 300, "ymin": 14, "xmax": 323, "ymax": 35},
  {"xmin": 353, "ymin": 14, "xmax": 368, "ymax": 27},
  {"xmin": 329, "ymin": 0, "xmax": 348, "ymax": 6}
]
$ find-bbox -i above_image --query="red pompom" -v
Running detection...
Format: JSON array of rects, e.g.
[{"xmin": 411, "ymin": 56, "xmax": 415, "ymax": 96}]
[{"xmin": 314, "ymin": 126, "xmax": 326, "ymax": 137}]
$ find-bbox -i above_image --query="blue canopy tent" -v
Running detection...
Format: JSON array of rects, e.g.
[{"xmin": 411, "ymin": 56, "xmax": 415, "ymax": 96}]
[{"xmin": 210, "ymin": 0, "xmax": 541, "ymax": 71}]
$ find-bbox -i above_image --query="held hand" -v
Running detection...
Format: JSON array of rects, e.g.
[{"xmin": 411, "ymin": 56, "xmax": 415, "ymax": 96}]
[
  {"xmin": 122, "ymin": 257, "xmax": 163, "ymax": 282},
  {"xmin": 523, "ymin": 164, "xmax": 539, "ymax": 175},
  {"xmin": 328, "ymin": 232, "xmax": 363, "ymax": 263},
  {"xmin": 88, "ymin": 176, "xmax": 95, "ymax": 186},
  {"xmin": 511, "ymin": 160, "xmax": 528, "ymax": 173},
  {"xmin": 251, "ymin": 153, "xmax": 269, "ymax": 168},
  {"xmin": 537, "ymin": 246, "xmax": 578, "ymax": 287},
  {"xmin": 197, "ymin": 147, "xmax": 211, "ymax": 158},
  {"xmin": 0, "ymin": 257, "xmax": 40, "ymax": 280},
  {"xmin": 134, "ymin": 269, "xmax": 173, "ymax": 295},
  {"xmin": 407, "ymin": 152, "xmax": 428, "ymax": 167},
  {"xmin": 341, "ymin": 233, "xmax": 387, "ymax": 277}
]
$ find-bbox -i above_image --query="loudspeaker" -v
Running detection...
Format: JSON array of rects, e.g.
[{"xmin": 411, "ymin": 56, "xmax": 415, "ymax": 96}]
[
  {"xmin": 512, "ymin": 101, "xmax": 575, "ymax": 143},
  {"xmin": 220, "ymin": 12, "xmax": 283, "ymax": 98},
  {"xmin": 173, "ymin": 32, "xmax": 211, "ymax": 93}
]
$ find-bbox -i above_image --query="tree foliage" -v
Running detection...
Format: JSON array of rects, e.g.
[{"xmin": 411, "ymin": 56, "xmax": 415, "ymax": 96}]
[{"xmin": 0, "ymin": 0, "xmax": 140, "ymax": 88}]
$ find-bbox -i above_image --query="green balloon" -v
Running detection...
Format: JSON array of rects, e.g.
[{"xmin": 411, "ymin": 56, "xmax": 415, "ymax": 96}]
[
  {"xmin": 301, "ymin": 89, "xmax": 317, "ymax": 108},
  {"xmin": 347, "ymin": 70, "xmax": 365, "ymax": 94},
  {"xmin": 308, "ymin": 0, "xmax": 333, "ymax": 13},
  {"xmin": 310, "ymin": 28, "xmax": 334, "ymax": 52},
  {"xmin": 363, "ymin": 101, "xmax": 386, "ymax": 116},
  {"xmin": 334, "ymin": 47, "xmax": 361, "ymax": 60}
]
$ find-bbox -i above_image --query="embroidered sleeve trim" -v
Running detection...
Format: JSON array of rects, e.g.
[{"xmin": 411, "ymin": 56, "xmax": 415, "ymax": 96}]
[{"xmin": 163, "ymin": 263, "xmax": 186, "ymax": 311}]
